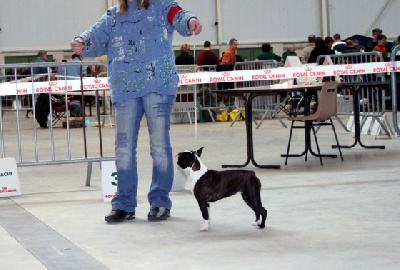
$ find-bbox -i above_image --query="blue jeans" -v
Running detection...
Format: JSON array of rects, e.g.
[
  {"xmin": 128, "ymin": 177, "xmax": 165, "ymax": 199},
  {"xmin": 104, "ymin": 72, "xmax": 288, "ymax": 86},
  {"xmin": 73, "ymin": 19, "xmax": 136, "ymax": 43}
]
[
  {"xmin": 69, "ymin": 100, "xmax": 81, "ymax": 117},
  {"xmin": 111, "ymin": 93, "xmax": 175, "ymax": 213}
]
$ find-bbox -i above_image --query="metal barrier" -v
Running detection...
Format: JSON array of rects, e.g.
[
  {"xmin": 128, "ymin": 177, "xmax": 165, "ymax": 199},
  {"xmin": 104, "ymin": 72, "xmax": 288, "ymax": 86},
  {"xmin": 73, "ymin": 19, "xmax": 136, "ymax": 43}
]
[
  {"xmin": 231, "ymin": 60, "xmax": 285, "ymax": 128},
  {"xmin": 174, "ymin": 65, "xmax": 198, "ymax": 124},
  {"xmin": 2, "ymin": 58, "xmax": 398, "ymax": 190},
  {"xmin": 175, "ymin": 61, "xmax": 288, "ymax": 125},
  {"xmin": 316, "ymin": 52, "xmax": 392, "ymax": 137},
  {"xmin": 390, "ymin": 44, "xmax": 400, "ymax": 135},
  {"xmin": 195, "ymin": 64, "xmax": 220, "ymax": 122},
  {"xmin": 0, "ymin": 61, "xmax": 112, "ymax": 186}
]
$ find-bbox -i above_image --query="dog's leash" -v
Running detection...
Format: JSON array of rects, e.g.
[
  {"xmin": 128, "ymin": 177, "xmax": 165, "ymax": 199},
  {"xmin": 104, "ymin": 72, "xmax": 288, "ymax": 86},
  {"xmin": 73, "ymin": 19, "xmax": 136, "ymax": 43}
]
[{"xmin": 192, "ymin": 32, "xmax": 198, "ymax": 147}]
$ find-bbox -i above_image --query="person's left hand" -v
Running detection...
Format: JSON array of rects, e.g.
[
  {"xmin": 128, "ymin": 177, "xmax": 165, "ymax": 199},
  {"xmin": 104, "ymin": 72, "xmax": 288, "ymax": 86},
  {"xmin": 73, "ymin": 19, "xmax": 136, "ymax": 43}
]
[{"xmin": 189, "ymin": 19, "xmax": 202, "ymax": 35}]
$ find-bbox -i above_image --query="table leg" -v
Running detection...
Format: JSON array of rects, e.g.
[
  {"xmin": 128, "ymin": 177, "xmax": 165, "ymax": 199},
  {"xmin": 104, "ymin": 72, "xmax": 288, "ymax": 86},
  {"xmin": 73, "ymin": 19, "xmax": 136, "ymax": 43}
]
[
  {"xmin": 332, "ymin": 86, "xmax": 385, "ymax": 149},
  {"xmin": 222, "ymin": 94, "xmax": 280, "ymax": 169}
]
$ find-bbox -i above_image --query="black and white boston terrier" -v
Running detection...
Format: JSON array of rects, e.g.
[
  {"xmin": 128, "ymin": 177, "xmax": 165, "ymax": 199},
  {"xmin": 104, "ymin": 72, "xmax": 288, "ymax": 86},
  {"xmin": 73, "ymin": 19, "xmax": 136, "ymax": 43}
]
[{"xmin": 176, "ymin": 147, "xmax": 267, "ymax": 232}]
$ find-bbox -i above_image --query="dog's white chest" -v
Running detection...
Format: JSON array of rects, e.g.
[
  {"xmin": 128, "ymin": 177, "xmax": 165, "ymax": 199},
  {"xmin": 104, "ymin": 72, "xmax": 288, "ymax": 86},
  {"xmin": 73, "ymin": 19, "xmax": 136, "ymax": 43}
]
[{"xmin": 189, "ymin": 159, "xmax": 208, "ymax": 193}]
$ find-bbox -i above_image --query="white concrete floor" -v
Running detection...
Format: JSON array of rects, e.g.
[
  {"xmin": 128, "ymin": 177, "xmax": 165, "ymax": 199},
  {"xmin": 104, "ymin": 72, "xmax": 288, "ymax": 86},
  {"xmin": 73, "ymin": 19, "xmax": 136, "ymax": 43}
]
[{"xmin": 1, "ymin": 112, "xmax": 400, "ymax": 270}]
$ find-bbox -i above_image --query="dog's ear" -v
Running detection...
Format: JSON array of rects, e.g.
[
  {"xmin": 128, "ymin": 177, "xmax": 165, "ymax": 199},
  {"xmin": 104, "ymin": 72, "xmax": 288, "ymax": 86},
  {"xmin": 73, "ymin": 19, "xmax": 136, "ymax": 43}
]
[
  {"xmin": 192, "ymin": 156, "xmax": 201, "ymax": 171},
  {"xmin": 196, "ymin": 147, "xmax": 204, "ymax": 157}
]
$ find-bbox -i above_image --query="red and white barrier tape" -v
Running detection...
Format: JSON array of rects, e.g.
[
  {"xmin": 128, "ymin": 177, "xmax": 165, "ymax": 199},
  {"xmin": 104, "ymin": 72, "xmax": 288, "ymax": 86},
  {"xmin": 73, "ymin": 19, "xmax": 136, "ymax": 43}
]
[{"xmin": 0, "ymin": 61, "xmax": 399, "ymax": 96}]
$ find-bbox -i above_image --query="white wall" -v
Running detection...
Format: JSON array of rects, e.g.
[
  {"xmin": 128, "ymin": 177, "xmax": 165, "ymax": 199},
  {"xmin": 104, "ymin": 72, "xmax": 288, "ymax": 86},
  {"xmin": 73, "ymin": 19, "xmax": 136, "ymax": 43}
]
[
  {"xmin": 173, "ymin": 0, "xmax": 218, "ymax": 46},
  {"xmin": 0, "ymin": 0, "xmax": 398, "ymax": 54},
  {"xmin": 168, "ymin": 0, "xmax": 400, "ymax": 45},
  {"xmin": 0, "ymin": 0, "xmax": 107, "ymax": 52},
  {"xmin": 219, "ymin": 0, "xmax": 322, "ymax": 44},
  {"xmin": 329, "ymin": 0, "xmax": 399, "ymax": 40}
]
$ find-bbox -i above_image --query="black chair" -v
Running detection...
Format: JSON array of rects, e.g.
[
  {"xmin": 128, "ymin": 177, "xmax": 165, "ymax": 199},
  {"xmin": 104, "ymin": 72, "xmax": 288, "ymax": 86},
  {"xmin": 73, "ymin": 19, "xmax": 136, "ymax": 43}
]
[{"xmin": 285, "ymin": 82, "xmax": 344, "ymax": 165}]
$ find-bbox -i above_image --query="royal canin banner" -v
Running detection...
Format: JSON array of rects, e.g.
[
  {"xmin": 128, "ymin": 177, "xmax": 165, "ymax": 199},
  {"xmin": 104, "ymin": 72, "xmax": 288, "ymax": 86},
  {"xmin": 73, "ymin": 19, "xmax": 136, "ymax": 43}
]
[
  {"xmin": 0, "ymin": 61, "xmax": 399, "ymax": 96},
  {"xmin": 0, "ymin": 77, "xmax": 110, "ymax": 96}
]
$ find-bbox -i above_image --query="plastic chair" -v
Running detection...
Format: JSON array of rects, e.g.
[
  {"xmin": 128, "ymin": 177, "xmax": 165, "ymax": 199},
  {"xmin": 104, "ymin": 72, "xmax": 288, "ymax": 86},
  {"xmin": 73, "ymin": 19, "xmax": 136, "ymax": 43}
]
[{"xmin": 285, "ymin": 82, "xmax": 344, "ymax": 165}]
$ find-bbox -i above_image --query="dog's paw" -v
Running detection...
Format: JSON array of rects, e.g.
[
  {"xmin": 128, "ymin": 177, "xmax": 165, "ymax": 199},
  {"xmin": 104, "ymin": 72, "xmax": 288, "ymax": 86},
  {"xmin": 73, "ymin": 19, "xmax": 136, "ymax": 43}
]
[
  {"xmin": 200, "ymin": 225, "xmax": 209, "ymax": 232},
  {"xmin": 252, "ymin": 219, "xmax": 266, "ymax": 229},
  {"xmin": 200, "ymin": 221, "xmax": 210, "ymax": 232},
  {"xmin": 252, "ymin": 219, "xmax": 261, "ymax": 226}
]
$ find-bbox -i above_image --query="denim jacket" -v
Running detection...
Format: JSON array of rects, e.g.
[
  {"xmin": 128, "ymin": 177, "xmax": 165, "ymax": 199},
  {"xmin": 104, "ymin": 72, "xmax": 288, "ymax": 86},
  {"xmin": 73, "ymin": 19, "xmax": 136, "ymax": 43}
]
[{"xmin": 78, "ymin": 0, "xmax": 196, "ymax": 103}]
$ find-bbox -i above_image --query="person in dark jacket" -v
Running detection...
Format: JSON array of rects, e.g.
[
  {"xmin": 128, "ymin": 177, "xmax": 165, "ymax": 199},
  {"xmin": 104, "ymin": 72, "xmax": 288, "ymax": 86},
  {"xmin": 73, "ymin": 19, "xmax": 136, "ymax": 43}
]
[
  {"xmin": 35, "ymin": 94, "xmax": 50, "ymax": 128},
  {"xmin": 308, "ymin": 37, "xmax": 335, "ymax": 64},
  {"xmin": 175, "ymin": 43, "xmax": 195, "ymax": 65},
  {"xmin": 33, "ymin": 50, "xmax": 50, "ymax": 128},
  {"xmin": 342, "ymin": 40, "xmax": 362, "ymax": 64},
  {"xmin": 342, "ymin": 40, "xmax": 361, "ymax": 54}
]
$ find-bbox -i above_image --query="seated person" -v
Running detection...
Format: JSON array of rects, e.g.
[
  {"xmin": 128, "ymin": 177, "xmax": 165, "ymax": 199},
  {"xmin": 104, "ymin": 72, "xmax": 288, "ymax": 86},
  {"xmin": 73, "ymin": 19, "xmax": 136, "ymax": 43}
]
[
  {"xmin": 35, "ymin": 94, "xmax": 82, "ymax": 128},
  {"xmin": 52, "ymin": 95, "xmax": 82, "ymax": 117}
]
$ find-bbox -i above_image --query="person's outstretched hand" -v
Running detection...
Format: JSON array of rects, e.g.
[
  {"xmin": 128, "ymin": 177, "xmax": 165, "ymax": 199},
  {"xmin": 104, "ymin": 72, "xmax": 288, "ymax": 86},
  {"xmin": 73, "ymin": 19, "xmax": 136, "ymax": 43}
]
[
  {"xmin": 189, "ymin": 19, "xmax": 202, "ymax": 35},
  {"xmin": 70, "ymin": 38, "xmax": 85, "ymax": 55}
]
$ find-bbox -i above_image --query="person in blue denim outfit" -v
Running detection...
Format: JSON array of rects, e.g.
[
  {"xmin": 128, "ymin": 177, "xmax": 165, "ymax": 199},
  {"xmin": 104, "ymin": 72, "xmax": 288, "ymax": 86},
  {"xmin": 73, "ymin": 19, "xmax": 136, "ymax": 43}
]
[
  {"xmin": 70, "ymin": 0, "xmax": 202, "ymax": 223},
  {"xmin": 66, "ymin": 54, "xmax": 87, "ymax": 79}
]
